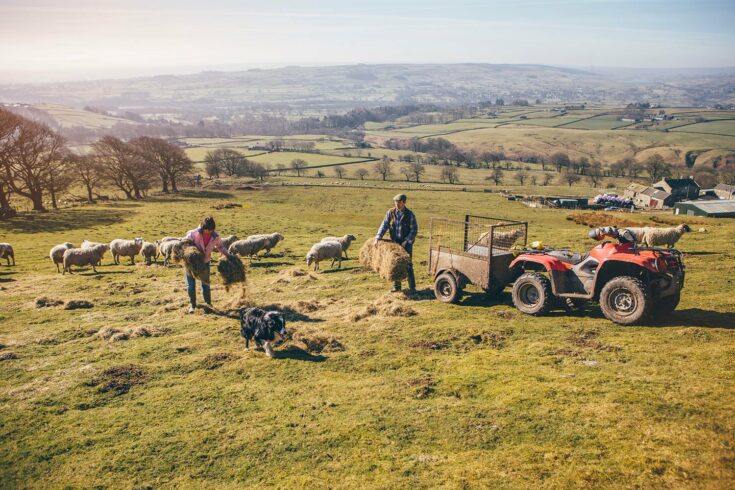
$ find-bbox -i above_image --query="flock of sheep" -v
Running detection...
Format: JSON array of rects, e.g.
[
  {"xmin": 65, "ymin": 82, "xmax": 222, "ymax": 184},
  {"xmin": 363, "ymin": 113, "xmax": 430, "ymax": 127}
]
[{"xmin": 40, "ymin": 232, "xmax": 359, "ymax": 275}]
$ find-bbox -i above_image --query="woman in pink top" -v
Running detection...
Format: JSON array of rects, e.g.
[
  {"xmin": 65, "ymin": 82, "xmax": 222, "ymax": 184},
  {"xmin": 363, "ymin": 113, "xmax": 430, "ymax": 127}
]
[{"xmin": 184, "ymin": 216, "xmax": 231, "ymax": 313}]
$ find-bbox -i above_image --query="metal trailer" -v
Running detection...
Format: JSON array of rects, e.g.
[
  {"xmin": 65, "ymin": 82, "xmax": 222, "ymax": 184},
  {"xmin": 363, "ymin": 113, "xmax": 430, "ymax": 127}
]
[{"xmin": 428, "ymin": 215, "xmax": 528, "ymax": 303}]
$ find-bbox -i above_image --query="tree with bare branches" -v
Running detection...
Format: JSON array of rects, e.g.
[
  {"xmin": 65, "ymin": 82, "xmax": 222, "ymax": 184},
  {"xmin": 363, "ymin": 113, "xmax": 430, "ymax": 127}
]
[
  {"xmin": 374, "ymin": 156, "xmax": 392, "ymax": 181},
  {"xmin": 93, "ymin": 136, "xmax": 151, "ymax": 199},
  {"xmin": 132, "ymin": 136, "xmax": 193, "ymax": 192},
  {"xmin": 354, "ymin": 168, "xmax": 369, "ymax": 180}
]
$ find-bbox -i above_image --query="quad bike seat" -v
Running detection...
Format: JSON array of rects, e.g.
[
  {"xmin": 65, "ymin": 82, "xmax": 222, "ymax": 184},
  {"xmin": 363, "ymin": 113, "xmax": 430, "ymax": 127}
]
[{"xmin": 547, "ymin": 250, "xmax": 587, "ymax": 265}]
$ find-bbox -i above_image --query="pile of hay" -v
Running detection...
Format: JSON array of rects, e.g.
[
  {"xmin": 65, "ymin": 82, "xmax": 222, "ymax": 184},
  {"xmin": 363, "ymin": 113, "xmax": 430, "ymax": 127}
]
[
  {"xmin": 217, "ymin": 254, "xmax": 246, "ymax": 290},
  {"xmin": 358, "ymin": 239, "xmax": 410, "ymax": 282},
  {"xmin": 173, "ymin": 240, "xmax": 210, "ymax": 284}
]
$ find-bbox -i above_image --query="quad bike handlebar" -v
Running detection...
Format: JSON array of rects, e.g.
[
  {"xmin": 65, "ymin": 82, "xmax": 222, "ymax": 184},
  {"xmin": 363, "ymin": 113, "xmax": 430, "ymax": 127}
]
[{"xmin": 588, "ymin": 226, "xmax": 635, "ymax": 243}]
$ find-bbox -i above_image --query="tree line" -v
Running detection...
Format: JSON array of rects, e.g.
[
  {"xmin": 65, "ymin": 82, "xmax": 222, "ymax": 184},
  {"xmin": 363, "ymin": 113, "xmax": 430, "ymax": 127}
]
[{"xmin": 0, "ymin": 109, "xmax": 194, "ymax": 217}]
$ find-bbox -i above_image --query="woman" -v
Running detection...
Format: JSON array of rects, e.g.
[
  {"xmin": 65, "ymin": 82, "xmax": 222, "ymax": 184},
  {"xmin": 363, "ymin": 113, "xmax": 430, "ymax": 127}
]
[{"xmin": 184, "ymin": 216, "xmax": 231, "ymax": 313}]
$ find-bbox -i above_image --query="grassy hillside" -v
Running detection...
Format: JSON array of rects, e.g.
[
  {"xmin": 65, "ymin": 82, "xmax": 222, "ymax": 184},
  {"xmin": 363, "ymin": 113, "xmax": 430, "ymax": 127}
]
[{"xmin": 1, "ymin": 187, "xmax": 733, "ymax": 487}]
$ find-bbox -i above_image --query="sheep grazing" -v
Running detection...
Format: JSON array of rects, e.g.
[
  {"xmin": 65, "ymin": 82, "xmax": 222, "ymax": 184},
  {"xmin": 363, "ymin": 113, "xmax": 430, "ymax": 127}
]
[
  {"xmin": 0, "ymin": 243, "xmax": 15, "ymax": 266},
  {"xmin": 81, "ymin": 240, "xmax": 109, "ymax": 266},
  {"xmin": 321, "ymin": 234, "xmax": 357, "ymax": 259},
  {"xmin": 110, "ymin": 238, "xmax": 144, "ymax": 265},
  {"xmin": 306, "ymin": 241, "xmax": 343, "ymax": 271},
  {"xmin": 640, "ymin": 224, "xmax": 691, "ymax": 248},
  {"xmin": 49, "ymin": 242, "xmax": 74, "ymax": 273},
  {"xmin": 62, "ymin": 244, "xmax": 107, "ymax": 275},
  {"xmin": 248, "ymin": 232, "xmax": 285, "ymax": 256},
  {"xmin": 220, "ymin": 235, "xmax": 240, "ymax": 251},
  {"xmin": 158, "ymin": 238, "xmax": 181, "ymax": 266},
  {"xmin": 140, "ymin": 242, "xmax": 158, "ymax": 265},
  {"xmin": 229, "ymin": 237, "xmax": 267, "ymax": 260}
]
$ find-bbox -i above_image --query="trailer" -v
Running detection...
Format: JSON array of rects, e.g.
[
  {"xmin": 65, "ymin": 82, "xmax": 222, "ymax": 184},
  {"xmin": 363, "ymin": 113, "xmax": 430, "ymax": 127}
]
[{"xmin": 428, "ymin": 215, "xmax": 528, "ymax": 303}]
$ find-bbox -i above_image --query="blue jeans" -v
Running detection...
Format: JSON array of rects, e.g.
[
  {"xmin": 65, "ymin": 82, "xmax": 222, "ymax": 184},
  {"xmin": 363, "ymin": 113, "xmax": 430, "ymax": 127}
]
[
  {"xmin": 185, "ymin": 264, "xmax": 211, "ymax": 307},
  {"xmin": 394, "ymin": 241, "xmax": 416, "ymax": 290}
]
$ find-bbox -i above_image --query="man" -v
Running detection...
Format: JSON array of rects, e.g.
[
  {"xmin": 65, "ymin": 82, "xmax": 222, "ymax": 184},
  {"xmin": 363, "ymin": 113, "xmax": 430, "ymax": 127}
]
[{"xmin": 373, "ymin": 193, "xmax": 417, "ymax": 293}]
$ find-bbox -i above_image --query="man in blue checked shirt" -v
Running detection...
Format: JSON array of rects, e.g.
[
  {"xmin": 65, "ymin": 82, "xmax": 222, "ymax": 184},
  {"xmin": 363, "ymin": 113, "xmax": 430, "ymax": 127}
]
[{"xmin": 373, "ymin": 193, "xmax": 417, "ymax": 293}]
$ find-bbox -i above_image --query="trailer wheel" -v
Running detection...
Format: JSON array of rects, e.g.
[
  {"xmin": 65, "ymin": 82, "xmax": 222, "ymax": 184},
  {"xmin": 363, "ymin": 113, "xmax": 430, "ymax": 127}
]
[
  {"xmin": 434, "ymin": 272, "xmax": 461, "ymax": 303},
  {"xmin": 512, "ymin": 272, "xmax": 552, "ymax": 315}
]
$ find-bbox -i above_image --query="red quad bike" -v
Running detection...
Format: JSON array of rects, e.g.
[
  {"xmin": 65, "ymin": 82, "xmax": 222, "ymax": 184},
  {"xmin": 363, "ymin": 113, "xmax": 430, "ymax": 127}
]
[{"xmin": 509, "ymin": 227, "xmax": 685, "ymax": 325}]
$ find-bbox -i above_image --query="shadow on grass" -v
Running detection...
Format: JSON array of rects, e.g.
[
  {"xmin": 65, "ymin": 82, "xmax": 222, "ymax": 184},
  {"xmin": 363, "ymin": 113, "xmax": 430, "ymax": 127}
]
[
  {"xmin": 249, "ymin": 261, "xmax": 295, "ymax": 268},
  {"xmin": 273, "ymin": 345, "xmax": 326, "ymax": 362},
  {"xmin": 0, "ymin": 208, "xmax": 129, "ymax": 234},
  {"xmin": 76, "ymin": 269, "xmax": 134, "ymax": 276},
  {"xmin": 320, "ymin": 266, "xmax": 359, "ymax": 274},
  {"xmin": 459, "ymin": 290, "xmax": 512, "ymax": 307},
  {"xmin": 177, "ymin": 190, "xmax": 235, "ymax": 200},
  {"xmin": 649, "ymin": 308, "xmax": 735, "ymax": 329},
  {"xmin": 683, "ymin": 251, "xmax": 722, "ymax": 256}
]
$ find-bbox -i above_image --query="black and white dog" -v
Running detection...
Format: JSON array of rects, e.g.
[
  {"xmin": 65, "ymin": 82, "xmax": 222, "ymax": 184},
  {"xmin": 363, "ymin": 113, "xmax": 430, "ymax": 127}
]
[{"xmin": 240, "ymin": 307, "xmax": 287, "ymax": 357}]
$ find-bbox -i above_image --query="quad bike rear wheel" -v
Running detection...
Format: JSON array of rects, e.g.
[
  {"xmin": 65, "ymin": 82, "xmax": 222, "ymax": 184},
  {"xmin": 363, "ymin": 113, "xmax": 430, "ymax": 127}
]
[
  {"xmin": 599, "ymin": 276, "xmax": 650, "ymax": 325},
  {"xmin": 512, "ymin": 272, "xmax": 553, "ymax": 315}
]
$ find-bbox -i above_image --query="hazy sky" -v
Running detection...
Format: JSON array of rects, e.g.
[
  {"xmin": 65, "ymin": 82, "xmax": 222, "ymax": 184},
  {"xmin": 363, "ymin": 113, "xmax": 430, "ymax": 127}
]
[{"xmin": 1, "ymin": 0, "xmax": 734, "ymax": 82}]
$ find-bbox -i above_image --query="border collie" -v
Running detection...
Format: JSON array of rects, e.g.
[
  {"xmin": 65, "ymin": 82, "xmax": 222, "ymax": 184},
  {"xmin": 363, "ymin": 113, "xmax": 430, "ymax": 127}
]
[{"xmin": 240, "ymin": 307, "xmax": 287, "ymax": 357}]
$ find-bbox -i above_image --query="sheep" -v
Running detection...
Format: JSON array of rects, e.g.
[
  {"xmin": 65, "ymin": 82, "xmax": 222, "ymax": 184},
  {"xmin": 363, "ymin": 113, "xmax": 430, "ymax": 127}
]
[
  {"xmin": 306, "ymin": 241, "xmax": 343, "ymax": 271},
  {"xmin": 62, "ymin": 244, "xmax": 107, "ymax": 275},
  {"xmin": 0, "ymin": 243, "xmax": 15, "ymax": 266},
  {"xmin": 140, "ymin": 242, "xmax": 158, "ymax": 265},
  {"xmin": 229, "ymin": 236, "xmax": 270, "ymax": 260},
  {"xmin": 220, "ymin": 235, "xmax": 240, "ymax": 251},
  {"xmin": 158, "ymin": 238, "xmax": 181, "ymax": 266},
  {"xmin": 49, "ymin": 242, "xmax": 74, "ymax": 273},
  {"xmin": 621, "ymin": 227, "xmax": 647, "ymax": 243},
  {"xmin": 110, "ymin": 238, "xmax": 144, "ymax": 265},
  {"xmin": 477, "ymin": 228, "xmax": 525, "ymax": 249},
  {"xmin": 81, "ymin": 240, "xmax": 110, "ymax": 266},
  {"xmin": 321, "ymin": 234, "xmax": 357, "ymax": 259},
  {"xmin": 247, "ymin": 232, "xmax": 285, "ymax": 256},
  {"xmin": 640, "ymin": 224, "xmax": 691, "ymax": 248}
]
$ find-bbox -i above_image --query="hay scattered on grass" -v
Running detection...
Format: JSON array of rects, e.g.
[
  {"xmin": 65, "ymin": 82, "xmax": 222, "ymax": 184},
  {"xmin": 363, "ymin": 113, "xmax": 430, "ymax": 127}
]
[
  {"xmin": 213, "ymin": 202, "xmax": 242, "ymax": 210},
  {"xmin": 89, "ymin": 364, "xmax": 147, "ymax": 395},
  {"xmin": 203, "ymin": 352, "xmax": 238, "ymax": 370},
  {"xmin": 217, "ymin": 254, "xmax": 246, "ymax": 290},
  {"xmin": 350, "ymin": 294, "xmax": 417, "ymax": 322},
  {"xmin": 567, "ymin": 328, "xmax": 621, "ymax": 352},
  {"xmin": 358, "ymin": 239, "xmax": 410, "ymax": 282},
  {"xmin": 294, "ymin": 333, "xmax": 345, "ymax": 353},
  {"xmin": 0, "ymin": 352, "xmax": 18, "ymax": 361},
  {"xmin": 97, "ymin": 325, "xmax": 157, "ymax": 342},
  {"xmin": 35, "ymin": 296, "xmax": 64, "ymax": 308},
  {"xmin": 406, "ymin": 376, "xmax": 435, "ymax": 399},
  {"xmin": 64, "ymin": 300, "xmax": 94, "ymax": 310},
  {"xmin": 676, "ymin": 327, "xmax": 711, "ymax": 341},
  {"xmin": 567, "ymin": 212, "xmax": 648, "ymax": 229},
  {"xmin": 273, "ymin": 268, "xmax": 317, "ymax": 284}
]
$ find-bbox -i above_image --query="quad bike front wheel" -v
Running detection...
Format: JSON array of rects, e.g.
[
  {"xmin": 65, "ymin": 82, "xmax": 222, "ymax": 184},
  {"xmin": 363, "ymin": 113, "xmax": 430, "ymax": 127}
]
[
  {"xmin": 653, "ymin": 292, "xmax": 680, "ymax": 316},
  {"xmin": 599, "ymin": 276, "xmax": 650, "ymax": 325},
  {"xmin": 512, "ymin": 272, "xmax": 553, "ymax": 315},
  {"xmin": 434, "ymin": 272, "xmax": 461, "ymax": 304}
]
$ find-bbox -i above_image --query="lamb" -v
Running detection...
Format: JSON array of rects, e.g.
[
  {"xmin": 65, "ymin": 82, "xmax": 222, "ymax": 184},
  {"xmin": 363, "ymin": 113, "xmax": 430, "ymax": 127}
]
[
  {"xmin": 81, "ymin": 240, "xmax": 109, "ymax": 266},
  {"xmin": 247, "ymin": 232, "xmax": 284, "ymax": 255},
  {"xmin": 158, "ymin": 238, "xmax": 181, "ymax": 266},
  {"xmin": 640, "ymin": 224, "xmax": 691, "ymax": 248},
  {"xmin": 306, "ymin": 241, "xmax": 343, "ymax": 271},
  {"xmin": 110, "ymin": 238, "xmax": 144, "ymax": 265},
  {"xmin": 229, "ymin": 236, "xmax": 269, "ymax": 259},
  {"xmin": 220, "ymin": 235, "xmax": 240, "ymax": 251},
  {"xmin": 321, "ymin": 234, "xmax": 357, "ymax": 259},
  {"xmin": 0, "ymin": 243, "xmax": 15, "ymax": 266},
  {"xmin": 62, "ymin": 244, "xmax": 108, "ymax": 274},
  {"xmin": 49, "ymin": 242, "xmax": 74, "ymax": 273},
  {"xmin": 140, "ymin": 242, "xmax": 158, "ymax": 265}
]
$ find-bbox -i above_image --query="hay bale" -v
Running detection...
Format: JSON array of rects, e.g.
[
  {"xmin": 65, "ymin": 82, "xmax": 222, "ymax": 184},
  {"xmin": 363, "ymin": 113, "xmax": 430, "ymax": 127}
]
[
  {"xmin": 217, "ymin": 254, "xmax": 246, "ymax": 290},
  {"xmin": 358, "ymin": 239, "xmax": 410, "ymax": 282},
  {"xmin": 174, "ymin": 240, "xmax": 210, "ymax": 284}
]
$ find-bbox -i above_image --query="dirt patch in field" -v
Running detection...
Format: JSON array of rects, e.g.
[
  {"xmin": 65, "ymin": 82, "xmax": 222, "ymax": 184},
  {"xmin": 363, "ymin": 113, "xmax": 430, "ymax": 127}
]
[
  {"xmin": 567, "ymin": 328, "xmax": 621, "ymax": 352},
  {"xmin": 293, "ymin": 333, "xmax": 345, "ymax": 353},
  {"xmin": 202, "ymin": 352, "xmax": 239, "ymax": 369},
  {"xmin": 97, "ymin": 325, "xmax": 163, "ymax": 342},
  {"xmin": 35, "ymin": 296, "xmax": 64, "ymax": 308},
  {"xmin": 64, "ymin": 300, "xmax": 94, "ymax": 310},
  {"xmin": 676, "ymin": 327, "xmax": 711, "ymax": 341},
  {"xmin": 407, "ymin": 376, "xmax": 435, "ymax": 399},
  {"xmin": 409, "ymin": 340, "xmax": 451, "ymax": 351},
  {"xmin": 567, "ymin": 212, "xmax": 648, "ymax": 229},
  {"xmin": 213, "ymin": 202, "xmax": 242, "ymax": 210},
  {"xmin": 89, "ymin": 364, "xmax": 147, "ymax": 395}
]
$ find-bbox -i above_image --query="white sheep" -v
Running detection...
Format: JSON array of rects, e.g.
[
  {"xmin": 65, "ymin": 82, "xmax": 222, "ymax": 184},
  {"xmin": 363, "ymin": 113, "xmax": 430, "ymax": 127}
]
[
  {"xmin": 220, "ymin": 235, "xmax": 240, "ymax": 251},
  {"xmin": 81, "ymin": 240, "xmax": 110, "ymax": 266},
  {"xmin": 140, "ymin": 242, "xmax": 158, "ymax": 265},
  {"xmin": 477, "ymin": 228, "xmax": 525, "ymax": 248},
  {"xmin": 49, "ymin": 242, "xmax": 74, "ymax": 273},
  {"xmin": 0, "ymin": 243, "xmax": 15, "ymax": 266},
  {"xmin": 321, "ymin": 234, "xmax": 357, "ymax": 259},
  {"xmin": 110, "ymin": 238, "xmax": 144, "ymax": 265},
  {"xmin": 248, "ymin": 232, "xmax": 285, "ymax": 255},
  {"xmin": 158, "ymin": 238, "xmax": 181, "ymax": 266},
  {"xmin": 62, "ymin": 244, "xmax": 108, "ymax": 275},
  {"xmin": 640, "ymin": 224, "xmax": 691, "ymax": 248},
  {"xmin": 229, "ymin": 236, "xmax": 269, "ymax": 259},
  {"xmin": 306, "ymin": 241, "xmax": 343, "ymax": 271}
]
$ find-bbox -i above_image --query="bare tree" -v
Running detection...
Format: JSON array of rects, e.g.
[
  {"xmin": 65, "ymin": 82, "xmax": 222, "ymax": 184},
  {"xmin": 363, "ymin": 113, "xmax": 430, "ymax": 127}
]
[
  {"xmin": 275, "ymin": 163, "xmax": 286, "ymax": 176},
  {"xmin": 354, "ymin": 168, "xmax": 369, "ymax": 180},
  {"xmin": 132, "ymin": 136, "xmax": 193, "ymax": 192},
  {"xmin": 489, "ymin": 168, "xmax": 503, "ymax": 185},
  {"xmin": 67, "ymin": 154, "xmax": 102, "ymax": 202},
  {"xmin": 93, "ymin": 136, "xmax": 150, "ymax": 199},
  {"xmin": 0, "ymin": 109, "xmax": 21, "ymax": 217},
  {"xmin": 409, "ymin": 162, "xmax": 425, "ymax": 182},
  {"xmin": 542, "ymin": 173, "xmax": 554, "ymax": 186},
  {"xmin": 550, "ymin": 152, "xmax": 570, "ymax": 172},
  {"xmin": 334, "ymin": 166, "xmax": 346, "ymax": 179},
  {"xmin": 441, "ymin": 166, "xmax": 460, "ymax": 184},
  {"xmin": 587, "ymin": 162, "xmax": 603, "ymax": 188},
  {"xmin": 530, "ymin": 175, "xmax": 538, "ymax": 186},
  {"xmin": 401, "ymin": 165, "xmax": 412, "ymax": 181},
  {"xmin": 559, "ymin": 169, "xmax": 581, "ymax": 187},
  {"xmin": 204, "ymin": 151, "xmax": 223, "ymax": 178},
  {"xmin": 1, "ymin": 114, "xmax": 66, "ymax": 211},
  {"xmin": 515, "ymin": 170, "xmax": 529, "ymax": 185},
  {"xmin": 374, "ymin": 156, "xmax": 392, "ymax": 181},
  {"xmin": 645, "ymin": 153, "xmax": 671, "ymax": 183},
  {"xmin": 291, "ymin": 159, "xmax": 307, "ymax": 177}
]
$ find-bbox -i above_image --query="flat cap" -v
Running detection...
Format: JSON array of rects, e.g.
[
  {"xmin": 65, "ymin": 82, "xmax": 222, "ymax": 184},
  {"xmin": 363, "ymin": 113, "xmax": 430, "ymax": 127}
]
[{"xmin": 393, "ymin": 193, "xmax": 407, "ymax": 202}]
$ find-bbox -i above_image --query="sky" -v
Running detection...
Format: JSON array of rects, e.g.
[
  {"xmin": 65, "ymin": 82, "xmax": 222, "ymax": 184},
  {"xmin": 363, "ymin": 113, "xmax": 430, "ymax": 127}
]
[{"xmin": 1, "ymin": 0, "xmax": 734, "ymax": 82}]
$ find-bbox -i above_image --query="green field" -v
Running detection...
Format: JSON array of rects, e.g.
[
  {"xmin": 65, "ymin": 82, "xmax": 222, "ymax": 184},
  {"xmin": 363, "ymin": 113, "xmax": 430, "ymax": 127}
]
[
  {"xmin": 1, "ymin": 186, "xmax": 733, "ymax": 487},
  {"xmin": 671, "ymin": 120, "xmax": 735, "ymax": 137},
  {"xmin": 34, "ymin": 103, "xmax": 137, "ymax": 129}
]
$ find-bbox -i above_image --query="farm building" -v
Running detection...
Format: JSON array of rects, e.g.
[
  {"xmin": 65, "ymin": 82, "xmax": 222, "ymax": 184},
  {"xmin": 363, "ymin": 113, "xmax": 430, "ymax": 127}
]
[
  {"xmin": 624, "ymin": 183, "xmax": 673, "ymax": 209},
  {"xmin": 673, "ymin": 200, "xmax": 735, "ymax": 218},
  {"xmin": 714, "ymin": 183, "xmax": 735, "ymax": 200},
  {"xmin": 653, "ymin": 177, "xmax": 700, "ymax": 202}
]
